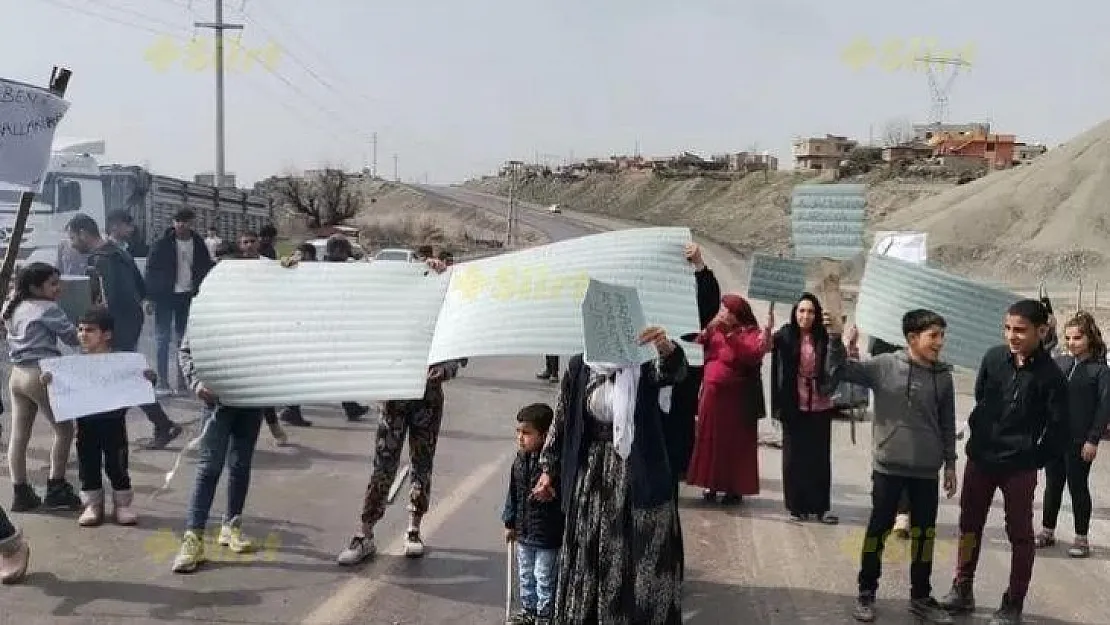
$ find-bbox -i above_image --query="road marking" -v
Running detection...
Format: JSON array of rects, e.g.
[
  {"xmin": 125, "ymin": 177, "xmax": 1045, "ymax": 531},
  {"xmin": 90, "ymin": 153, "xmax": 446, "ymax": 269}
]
[{"xmin": 300, "ymin": 449, "xmax": 513, "ymax": 625}]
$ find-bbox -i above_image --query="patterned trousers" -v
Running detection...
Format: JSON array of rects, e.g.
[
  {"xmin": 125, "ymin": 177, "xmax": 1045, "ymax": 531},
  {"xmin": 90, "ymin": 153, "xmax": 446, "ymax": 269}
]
[{"xmin": 359, "ymin": 387, "xmax": 445, "ymax": 532}]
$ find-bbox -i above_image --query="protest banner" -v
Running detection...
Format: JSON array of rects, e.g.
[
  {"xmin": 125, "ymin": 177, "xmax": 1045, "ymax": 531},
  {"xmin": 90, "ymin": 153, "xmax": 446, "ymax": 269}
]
[
  {"xmin": 187, "ymin": 228, "xmax": 701, "ymax": 405},
  {"xmin": 0, "ymin": 75, "xmax": 71, "ymax": 193},
  {"xmin": 429, "ymin": 227, "xmax": 699, "ymax": 364},
  {"xmin": 790, "ymin": 184, "xmax": 866, "ymax": 260},
  {"xmin": 747, "ymin": 254, "xmax": 806, "ymax": 304},
  {"xmin": 39, "ymin": 353, "xmax": 155, "ymax": 422},
  {"xmin": 0, "ymin": 68, "xmax": 72, "ymax": 299},
  {"xmin": 871, "ymin": 230, "xmax": 927, "ymax": 265},
  {"xmin": 581, "ymin": 280, "xmax": 651, "ymax": 366},
  {"xmin": 855, "ymin": 253, "xmax": 1019, "ymax": 370}
]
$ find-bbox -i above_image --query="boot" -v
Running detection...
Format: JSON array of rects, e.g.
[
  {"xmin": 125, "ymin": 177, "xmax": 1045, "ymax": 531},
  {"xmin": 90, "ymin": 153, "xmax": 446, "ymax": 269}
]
[
  {"xmin": 0, "ymin": 529, "xmax": 29, "ymax": 584},
  {"xmin": 78, "ymin": 489, "xmax": 104, "ymax": 527},
  {"xmin": 112, "ymin": 489, "xmax": 138, "ymax": 526},
  {"xmin": 10, "ymin": 483, "xmax": 41, "ymax": 512},
  {"xmin": 988, "ymin": 592, "xmax": 1023, "ymax": 625},
  {"xmin": 939, "ymin": 580, "xmax": 975, "ymax": 613}
]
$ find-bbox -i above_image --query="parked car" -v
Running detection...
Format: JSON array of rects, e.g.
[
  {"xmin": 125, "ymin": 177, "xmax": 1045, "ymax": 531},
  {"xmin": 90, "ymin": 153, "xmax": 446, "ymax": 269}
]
[
  {"xmin": 307, "ymin": 238, "xmax": 368, "ymax": 261},
  {"xmin": 373, "ymin": 248, "xmax": 417, "ymax": 263},
  {"xmin": 547, "ymin": 203, "xmax": 562, "ymax": 214}
]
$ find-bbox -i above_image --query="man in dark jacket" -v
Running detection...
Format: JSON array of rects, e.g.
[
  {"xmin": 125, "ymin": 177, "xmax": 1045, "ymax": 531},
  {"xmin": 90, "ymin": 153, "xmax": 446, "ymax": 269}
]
[
  {"xmin": 144, "ymin": 208, "xmax": 214, "ymax": 393},
  {"xmin": 65, "ymin": 214, "xmax": 183, "ymax": 450},
  {"xmin": 939, "ymin": 299, "xmax": 1070, "ymax": 625},
  {"xmin": 258, "ymin": 225, "xmax": 278, "ymax": 260}
]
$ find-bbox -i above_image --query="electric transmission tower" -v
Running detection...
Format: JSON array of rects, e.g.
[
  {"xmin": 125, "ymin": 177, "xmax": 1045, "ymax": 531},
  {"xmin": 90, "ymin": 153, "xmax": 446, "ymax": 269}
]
[{"xmin": 916, "ymin": 55, "xmax": 972, "ymax": 124}]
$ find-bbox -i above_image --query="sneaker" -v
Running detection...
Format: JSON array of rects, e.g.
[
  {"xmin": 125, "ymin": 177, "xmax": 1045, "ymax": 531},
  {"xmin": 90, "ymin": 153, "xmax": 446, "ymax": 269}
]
[
  {"xmin": 506, "ymin": 609, "xmax": 536, "ymax": 624},
  {"xmin": 535, "ymin": 371, "xmax": 552, "ymax": 380},
  {"xmin": 403, "ymin": 529, "xmax": 425, "ymax": 558},
  {"xmin": 344, "ymin": 404, "xmax": 370, "ymax": 422},
  {"xmin": 852, "ymin": 594, "xmax": 876, "ymax": 622},
  {"xmin": 218, "ymin": 517, "xmax": 255, "ymax": 553},
  {"xmin": 939, "ymin": 581, "xmax": 975, "ymax": 614},
  {"xmin": 10, "ymin": 483, "xmax": 41, "ymax": 512},
  {"xmin": 268, "ymin": 420, "xmax": 288, "ymax": 446},
  {"xmin": 147, "ymin": 423, "xmax": 183, "ymax": 450},
  {"xmin": 171, "ymin": 530, "xmax": 206, "ymax": 573},
  {"xmin": 112, "ymin": 489, "xmax": 139, "ymax": 526},
  {"xmin": 988, "ymin": 593, "xmax": 1023, "ymax": 625},
  {"xmin": 1067, "ymin": 536, "xmax": 1090, "ymax": 558},
  {"xmin": 1034, "ymin": 529, "xmax": 1056, "ymax": 548},
  {"xmin": 0, "ymin": 531, "xmax": 30, "ymax": 584},
  {"xmin": 910, "ymin": 597, "xmax": 954, "ymax": 624},
  {"xmin": 279, "ymin": 406, "xmax": 312, "ymax": 427},
  {"xmin": 337, "ymin": 534, "xmax": 376, "ymax": 566},
  {"xmin": 43, "ymin": 478, "xmax": 82, "ymax": 510}
]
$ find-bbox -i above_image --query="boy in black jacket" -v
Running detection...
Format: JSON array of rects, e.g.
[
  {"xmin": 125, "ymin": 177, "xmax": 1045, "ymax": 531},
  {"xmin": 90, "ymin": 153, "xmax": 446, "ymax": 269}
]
[
  {"xmin": 502, "ymin": 403, "xmax": 564, "ymax": 625},
  {"xmin": 940, "ymin": 299, "xmax": 1069, "ymax": 625}
]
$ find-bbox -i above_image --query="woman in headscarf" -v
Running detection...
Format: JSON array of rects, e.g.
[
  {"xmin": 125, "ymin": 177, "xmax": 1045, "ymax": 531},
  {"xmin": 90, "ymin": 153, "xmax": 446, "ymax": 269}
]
[
  {"xmin": 534, "ymin": 325, "xmax": 687, "ymax": 625},
  {"xmin": 771, "ymin": 292, "xmax": 840, "ymax": 524},
  {"xmin": 685, "ymin": 294, "xmax": 773, "ymax": 504}
]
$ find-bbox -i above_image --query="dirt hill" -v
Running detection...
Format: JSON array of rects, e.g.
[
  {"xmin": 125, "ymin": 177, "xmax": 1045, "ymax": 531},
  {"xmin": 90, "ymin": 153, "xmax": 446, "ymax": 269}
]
[
  {"xmin": 464, "ymin": 169, "xmax": 953, "ymax": 269},
  {"xmin": 874, "ymin": 119, "xmax": 1110, "ymax": 283}
]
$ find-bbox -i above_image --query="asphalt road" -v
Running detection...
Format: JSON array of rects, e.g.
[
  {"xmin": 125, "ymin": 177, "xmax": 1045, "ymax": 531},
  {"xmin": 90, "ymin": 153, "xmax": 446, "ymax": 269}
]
[{"xmin": 3, "ymin": 189, "xmax": 1110, "ymax": 624}]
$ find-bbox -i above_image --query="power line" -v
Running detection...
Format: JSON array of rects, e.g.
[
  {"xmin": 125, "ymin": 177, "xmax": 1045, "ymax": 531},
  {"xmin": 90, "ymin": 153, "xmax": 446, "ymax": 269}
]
[{"xmin": 38, "ymin": 0, "xmax": 181, "ymax": 36}]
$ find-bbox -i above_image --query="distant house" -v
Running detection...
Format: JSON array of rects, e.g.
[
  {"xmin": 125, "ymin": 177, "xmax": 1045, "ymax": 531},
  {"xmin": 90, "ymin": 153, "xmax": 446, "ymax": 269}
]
[
  {"xmin": 912, "ymin": 122, "xmax": 990, "ymax": 143},
  {"xmin": 882, "ymin": 142, "xmax": 933, "ymax": 164},
  {"xmin": 728, "ymin": 151, "xmax": 779, "ymax": 172},
  {"xmin": 792, "ymin": 134, "xmax": 858, "ymax": 170},
  {"xmin": 930, "ymin": 132, "xmax": 1017, "ymax": 169},
  {"xmin": 1013, "ymin": 143, "xmax": 1048, "ymax": 164}
]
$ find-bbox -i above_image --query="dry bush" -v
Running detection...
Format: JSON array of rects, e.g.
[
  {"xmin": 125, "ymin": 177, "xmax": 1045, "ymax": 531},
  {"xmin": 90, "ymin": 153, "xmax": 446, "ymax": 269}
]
[{"xmin": 360, "ymin": 214, "xmax": 464, "ymax": 249}]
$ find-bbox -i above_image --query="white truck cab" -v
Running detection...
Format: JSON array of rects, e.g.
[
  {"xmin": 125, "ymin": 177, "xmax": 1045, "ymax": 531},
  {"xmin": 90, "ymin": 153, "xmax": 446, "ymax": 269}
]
[{"xmin": 0, "ymin": 138, "xmax": 108, "ymax": 269}]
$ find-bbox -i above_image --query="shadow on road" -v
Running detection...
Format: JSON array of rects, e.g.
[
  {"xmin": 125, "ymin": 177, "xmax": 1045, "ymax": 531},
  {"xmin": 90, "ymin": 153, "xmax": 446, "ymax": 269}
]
[
  {"xmin": 20, "ymin": 571, "xmax": 295, "ymax": 620},
  {"xmin": 683, "ymin": 581, "xmax": 1092, "ymax": 624}
]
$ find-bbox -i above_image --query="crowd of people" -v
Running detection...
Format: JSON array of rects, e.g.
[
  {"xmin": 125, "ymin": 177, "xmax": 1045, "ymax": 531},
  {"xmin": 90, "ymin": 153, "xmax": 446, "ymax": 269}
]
[{"xmin": 0, "ymin": 227, "xmax": 1105, "ymax": 625}]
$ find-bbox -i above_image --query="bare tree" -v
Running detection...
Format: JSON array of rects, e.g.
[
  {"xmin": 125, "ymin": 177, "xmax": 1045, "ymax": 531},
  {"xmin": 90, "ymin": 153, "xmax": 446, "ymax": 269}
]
[
  {"xmin": 272, "ymin": 168, "xmax": 362, "ymax": 228},
  {"xmin": 881, "ymin": 117, "xmax": 915, "ymax": 147}
]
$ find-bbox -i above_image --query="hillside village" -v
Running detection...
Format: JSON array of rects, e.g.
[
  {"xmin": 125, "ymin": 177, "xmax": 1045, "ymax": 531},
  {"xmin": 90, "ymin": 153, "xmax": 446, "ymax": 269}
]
[
  {"xmin": 499, "ymin": 121, "xmax": 1048, "ymax": 184},
  {"xmin": 466, "ymin": 117, "xmax": 1110, "ymax": 288}
]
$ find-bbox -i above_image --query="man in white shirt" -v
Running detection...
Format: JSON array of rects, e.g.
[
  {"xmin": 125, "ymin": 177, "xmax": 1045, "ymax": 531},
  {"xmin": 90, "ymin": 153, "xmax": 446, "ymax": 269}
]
[
  {"xmin": 143, "ymin": 209, "xmax": 214, "ymax": 394},
  {"xmin": 204, "ymin": 227, "xmax": 223, "ymax": 259}
]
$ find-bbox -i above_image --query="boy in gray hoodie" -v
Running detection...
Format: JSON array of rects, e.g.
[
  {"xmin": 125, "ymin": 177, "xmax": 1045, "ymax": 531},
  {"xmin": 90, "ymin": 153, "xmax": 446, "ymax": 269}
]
[{"xmin": 827, "ymin": 309, "xmax": 958, "ymax": 624}]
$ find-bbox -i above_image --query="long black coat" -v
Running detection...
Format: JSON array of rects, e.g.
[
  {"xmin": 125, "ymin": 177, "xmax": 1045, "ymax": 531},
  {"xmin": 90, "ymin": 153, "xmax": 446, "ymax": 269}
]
[{"xmin": 664, "ymin": 267, "xmax": 721, "ymax": 480}]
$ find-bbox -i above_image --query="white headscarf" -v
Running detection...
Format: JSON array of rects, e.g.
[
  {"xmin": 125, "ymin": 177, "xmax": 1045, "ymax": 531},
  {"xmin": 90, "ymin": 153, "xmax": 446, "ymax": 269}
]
[{"xmin": 583, "ymin": 360, "xmax": 641, "ymax": 459}]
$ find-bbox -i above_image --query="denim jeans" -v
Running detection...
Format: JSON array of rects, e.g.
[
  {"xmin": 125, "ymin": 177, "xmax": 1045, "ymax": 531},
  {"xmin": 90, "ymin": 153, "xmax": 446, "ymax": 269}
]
[
  {"xmin": 154, "ymin": 293, "xmax": 191, "ymax": 386},
  {"xmin": 185, "ymin": 405, "xmax": 264, "ymax": 531},
  {"xmin": 517, "ymin": 543, "xmax": 558, "ymax": 616}
]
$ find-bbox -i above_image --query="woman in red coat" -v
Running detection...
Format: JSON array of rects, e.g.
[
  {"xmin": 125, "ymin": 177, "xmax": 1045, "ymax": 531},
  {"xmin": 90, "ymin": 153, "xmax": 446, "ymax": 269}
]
[{"xmin": 685, "ymin": 294, "xmax": 774, "ymax": 504}]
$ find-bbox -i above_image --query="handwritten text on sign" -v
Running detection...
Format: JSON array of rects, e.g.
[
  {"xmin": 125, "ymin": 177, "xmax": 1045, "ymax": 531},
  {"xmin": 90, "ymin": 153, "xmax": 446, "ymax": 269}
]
[
  {"xmin": 791, "ymin": 184, "xmax": 867, "ymax": 260},
  {"xmin": 449, "ymin": 264, "xmax": 589, "ymax": 303},
  {"xmin": 582, "ymin": 280, "xmax": 651, "ymax": 366},
  {"xmin": 39, "ymin": 353, "xmax": 155, "ymax": 422},
  {"xmin": 0, "ymin": 77, "xmax": 71, "ymax": 193}
]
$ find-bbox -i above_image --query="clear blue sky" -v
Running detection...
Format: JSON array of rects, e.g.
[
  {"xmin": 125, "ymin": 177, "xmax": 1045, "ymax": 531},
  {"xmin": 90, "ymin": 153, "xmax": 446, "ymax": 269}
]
[{"xmin": 7, "ymin": 0, "xmax": 1108, "ymax": 186}]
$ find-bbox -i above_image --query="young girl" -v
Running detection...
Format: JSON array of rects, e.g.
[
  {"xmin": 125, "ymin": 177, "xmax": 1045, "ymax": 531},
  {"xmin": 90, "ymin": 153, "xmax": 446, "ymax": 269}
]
[
  {"xmin": 3, "ymin": 262, "xmax": 82, "ymax": 512},
  {"xmin": 42, "ymin": 308, "xmax": 153, "ymax": 526},
  {"xmin": 1036, "ymin": 311, "xmax": 1110, "ymax": 557}
]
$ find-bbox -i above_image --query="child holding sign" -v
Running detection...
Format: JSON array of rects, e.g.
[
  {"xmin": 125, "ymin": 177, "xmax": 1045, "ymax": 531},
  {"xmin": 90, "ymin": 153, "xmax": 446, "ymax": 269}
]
[
  {"xmin": 41, "ymin": 308, "xmax": 155, "ymax": 527},
  {"xmin": 2, "ymin": 262, "xmax": 83, "ymax": 513}
]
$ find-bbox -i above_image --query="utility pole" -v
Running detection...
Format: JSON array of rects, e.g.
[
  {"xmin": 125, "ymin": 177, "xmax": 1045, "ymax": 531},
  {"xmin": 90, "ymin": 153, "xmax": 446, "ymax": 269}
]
[
  {"xmin": 371, "ymin": 132, "xmax": 378, "ymax": 178},
  {"xmin": 393, "ymin": 154, "xmax": 399, "ymax": 182},
  {"xmin": 195, "ymin": 0, "xmax": 243, "ymax": 188}
]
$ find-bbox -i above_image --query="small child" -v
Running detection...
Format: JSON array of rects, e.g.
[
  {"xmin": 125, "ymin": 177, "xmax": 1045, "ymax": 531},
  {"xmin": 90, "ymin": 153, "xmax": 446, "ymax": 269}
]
[
  {"xmin": 3, "ymin": 262, "xmax": 83, "ymax": 512},
  {"xmin": 502, "ymin": 403, "xmax": 564, "ymax": 625},
  {"xmin": 42, "ymin": 308, "xmax": 155, "ymax": 526}
]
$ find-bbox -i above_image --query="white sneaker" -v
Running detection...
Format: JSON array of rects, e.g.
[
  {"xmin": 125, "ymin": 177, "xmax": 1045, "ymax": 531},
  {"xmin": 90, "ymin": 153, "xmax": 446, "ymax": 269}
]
[
  {"xmin": 218, "ymin": 517, "xmax": 255, "ymax": 553},
  {"xmin": 403, "ymin": 529, "xmax": 425, "ymax": 558},
  {"xmin": 337, "ymin": 534, "xmax": 376, "ymax": 566}
]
